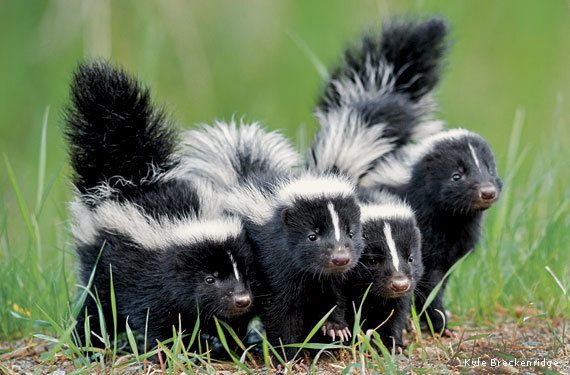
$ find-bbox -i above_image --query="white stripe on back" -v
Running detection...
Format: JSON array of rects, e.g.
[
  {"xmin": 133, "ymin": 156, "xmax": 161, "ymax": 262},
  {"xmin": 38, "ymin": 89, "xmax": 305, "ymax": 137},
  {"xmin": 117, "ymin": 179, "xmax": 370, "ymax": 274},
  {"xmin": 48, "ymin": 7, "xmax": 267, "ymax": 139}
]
[
  {"xmin": 383, "ymin": 222, "xmax": 400, "ymax": 271},
  {"xmin": 468, "ymin": 143, "xmax": 482, "ymax": 173},
  {"xmin": 327, "ymin": 202, "xmax": 341, "ymax": 241}
]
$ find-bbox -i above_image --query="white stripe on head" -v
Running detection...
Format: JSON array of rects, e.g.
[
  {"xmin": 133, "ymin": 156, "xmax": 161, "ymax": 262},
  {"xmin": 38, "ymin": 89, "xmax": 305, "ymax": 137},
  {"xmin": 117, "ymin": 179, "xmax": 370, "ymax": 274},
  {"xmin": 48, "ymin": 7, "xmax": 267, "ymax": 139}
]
[
  {"xmin": 227, "ymin": 251, "xmax": 241, "ymax": 282},
  {"xmin": 383, "ymin": 222, "xmax": 400, "ymax": 272},
  {"xmin": 468, "ymin": 142, "xmax": 482, "ymax": 173},
  {"xmin": 327, "ymin": 202, "xmax": 341, "ymax": 241}
]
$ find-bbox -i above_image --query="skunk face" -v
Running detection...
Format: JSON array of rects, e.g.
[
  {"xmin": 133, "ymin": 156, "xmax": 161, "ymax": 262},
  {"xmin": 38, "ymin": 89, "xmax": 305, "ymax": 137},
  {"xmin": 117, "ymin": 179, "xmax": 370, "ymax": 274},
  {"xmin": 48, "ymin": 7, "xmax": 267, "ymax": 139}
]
[
  {"xmin": 172, "ymin": 234, "xmax": 254, "ymax": 319},
  {"xmin": 357, "ymin": 218, "xmax": 423, "ymax": 298},
  {"xmin": 415, "ymin": 136, "xmax": 502, "ymax": 214},
  {"xmin": 280, "ymin": 196, "xmax": 363, "ymax": 275}
]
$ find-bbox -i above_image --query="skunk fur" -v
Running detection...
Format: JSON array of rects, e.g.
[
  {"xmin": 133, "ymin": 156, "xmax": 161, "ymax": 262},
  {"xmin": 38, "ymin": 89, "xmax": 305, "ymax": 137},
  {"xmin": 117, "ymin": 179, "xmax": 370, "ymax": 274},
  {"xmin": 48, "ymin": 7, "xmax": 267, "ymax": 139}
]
[
  {"xmin": 308, "ymin": 17, "xmax": 449, "ymax": 179},
  {"xmin": 65, "ymin": 62, "xmax": 256, "ymax": 350},
  {"xmin": 361, "ymin": 129, "xmax": 503, "ymax": 334},
  {"xmin": 344, "ymin": 190, "xmax": 422, "ymax": 350},
  {"xmin": 179, "ymin": 123, "xmax": 364, "ymax": 359}
]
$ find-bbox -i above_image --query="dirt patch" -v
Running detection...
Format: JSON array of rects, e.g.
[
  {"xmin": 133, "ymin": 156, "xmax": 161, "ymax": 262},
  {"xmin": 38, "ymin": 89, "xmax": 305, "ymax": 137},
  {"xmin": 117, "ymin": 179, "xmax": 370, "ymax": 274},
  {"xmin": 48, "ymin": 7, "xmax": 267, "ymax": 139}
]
[{"xmin": 1, "ymin": 317, "xmax": 568, "ymax": 374}]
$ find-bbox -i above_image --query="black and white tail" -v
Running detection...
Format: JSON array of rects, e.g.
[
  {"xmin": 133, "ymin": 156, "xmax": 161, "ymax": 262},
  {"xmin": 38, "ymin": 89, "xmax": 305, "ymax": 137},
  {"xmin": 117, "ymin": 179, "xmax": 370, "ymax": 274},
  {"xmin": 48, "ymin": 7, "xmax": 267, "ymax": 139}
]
[
  {"xmin": 64, "ymin": 61, "xmax": 178, "ymax": 196},
  {"xmin": 308, "ymin": 17, "xmax": 449, "ymax": 180},
  {"xmin": 178, "ymin": 121, "xmax": 301, "ymax": 191}
]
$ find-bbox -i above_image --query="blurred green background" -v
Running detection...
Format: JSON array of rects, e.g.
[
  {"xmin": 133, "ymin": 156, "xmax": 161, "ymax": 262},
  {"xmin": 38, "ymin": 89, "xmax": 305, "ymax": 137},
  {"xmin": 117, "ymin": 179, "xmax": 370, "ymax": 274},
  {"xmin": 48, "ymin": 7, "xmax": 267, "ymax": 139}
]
[{"xmin": 0, "ymin": 1, "xmax": 568, "ymax": 339}]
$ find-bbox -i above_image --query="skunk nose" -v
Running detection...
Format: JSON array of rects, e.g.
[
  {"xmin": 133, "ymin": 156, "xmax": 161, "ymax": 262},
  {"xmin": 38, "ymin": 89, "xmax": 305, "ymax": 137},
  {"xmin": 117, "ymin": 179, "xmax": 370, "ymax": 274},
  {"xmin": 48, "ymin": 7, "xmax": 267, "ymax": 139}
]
[
  {"xmin": 479, "ymin": 184, "xmax": 498, "ymax": 201},
  {"xmin": 390, "ymin": 276, "xmax": 411, "ymax": 293},
  {"xmin": 233, "ymin": 294, "xmax": 252, "ymax": 309},
  {"xmin": 331, "ymin": 252, "xmax": 351, "ymax": 266}
]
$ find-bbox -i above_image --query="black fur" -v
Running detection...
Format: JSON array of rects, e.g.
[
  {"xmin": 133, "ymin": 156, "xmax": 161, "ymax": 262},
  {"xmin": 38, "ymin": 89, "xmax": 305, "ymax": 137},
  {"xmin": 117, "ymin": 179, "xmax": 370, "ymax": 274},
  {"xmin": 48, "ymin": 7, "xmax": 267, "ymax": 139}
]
[
  {"xmin": 65, "ymin": 62, "xmax": 257, "ymax": 352},
  {"xmin": 64, "ymin": 61, "xmax": 178, "ymax": 196},
  {"xmin": 246, "ymin": 194, "xmax": 364, "ymax": 359},
  {"xmin": 75, "ymin": 182, "xmax": 256, "ymax": 350},
  {"xmin": 179, "ymin": 123, "xmax": 365, "ymax": 358},
  {"xmin": 387, "ymin": 134, "xmax": 502, "ymax": 333},
  {"xmin": 344, "ymin": 195, "xmax": 423, "ymax": 349},
  {"xmin": 321, "ymin": 17, "xmax": 448, "ymax": 109}
]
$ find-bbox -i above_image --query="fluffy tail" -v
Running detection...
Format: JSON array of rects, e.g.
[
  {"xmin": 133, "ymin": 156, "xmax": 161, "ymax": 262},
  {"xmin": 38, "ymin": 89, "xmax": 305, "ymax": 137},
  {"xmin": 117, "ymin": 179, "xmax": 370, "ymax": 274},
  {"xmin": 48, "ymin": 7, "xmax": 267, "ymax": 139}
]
[
  {"xmin": 177, "ymin": 121, "xmax": 300, "ymax": 190},
  {"xmin": 309, "ymin": 17, "xmax": 448, "ymax": 179},
  {"xmin": 64, "ymin": 61, "xmax": 178, "ymax": 195},
  {"xmin": 320, "ymin": 17, "xmax": 449, "ymax": 109}
]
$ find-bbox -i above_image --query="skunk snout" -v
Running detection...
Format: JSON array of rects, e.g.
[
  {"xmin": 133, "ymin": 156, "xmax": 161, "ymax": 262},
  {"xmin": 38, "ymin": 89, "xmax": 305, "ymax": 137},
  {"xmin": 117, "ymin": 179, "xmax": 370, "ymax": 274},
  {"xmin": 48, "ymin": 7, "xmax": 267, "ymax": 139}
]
[
  {"xmin": 389, "ymin": 275, "xmax": 411, "ymax": 293},
  {"xmin": 479, "ymin": 183, "xmax": 498, "ymax": 201},
  {"xmin": 233, "ymin": 294, "xmax": 252, "ymax": 309},
  {"xmin": 331, "ymin": 252, "xmax": 351, "ymax": 266},
  {"xmin": 474, "ymin": 183, "xmax": 499, "ymax": 209}
]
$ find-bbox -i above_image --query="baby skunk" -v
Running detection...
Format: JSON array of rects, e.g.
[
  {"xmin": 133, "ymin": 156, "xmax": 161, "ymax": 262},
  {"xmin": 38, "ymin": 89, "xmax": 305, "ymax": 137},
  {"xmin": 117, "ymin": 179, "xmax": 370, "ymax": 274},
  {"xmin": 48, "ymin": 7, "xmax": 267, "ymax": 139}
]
[
  {"xmin": 308, "ymin": 17, "xmax": 449, "ymax": 179},
  {"xmin": 65, "ymin": 62, "xmax": 256, "ymax": 350},
  {"xmin": 307, "ymin": 18, "xmax": 445, "ymax": 344},
  {"xmin": 179, "ymin": 123, "xmax": 364, "ymax": 359},
  {"xmin": 361, "ymin": 129, "xmax": 503, "ymax": 335},
  {"xmin": 345, "ymin": 190, "xmax": 423, "ymax": 351}
]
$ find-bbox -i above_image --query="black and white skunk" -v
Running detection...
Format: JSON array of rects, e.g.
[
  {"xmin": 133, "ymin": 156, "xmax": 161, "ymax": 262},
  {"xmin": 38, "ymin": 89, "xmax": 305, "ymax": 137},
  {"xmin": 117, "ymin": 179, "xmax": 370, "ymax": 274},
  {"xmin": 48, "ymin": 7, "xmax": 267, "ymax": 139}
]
[
  {"xmin": 308, "ymin": 17, "xmax": 449, "ymax": 179},
  {"xmin": 307, "ymin": 18, "xmax": 447, "ymax": 347},
  {"xmin": 179, "ymin": 123, "xmax": 364, "ymax": 359},
  {"xmin": 361, "ymin": 129, "xmax": 503, "ymax": 335},
  {"xmin": 65, "ymin": 62, "xmax": 256, "ymax": 350},
  {"xmin": 342, "ymin": 190, "xmax": 423, "ymax": 351}
]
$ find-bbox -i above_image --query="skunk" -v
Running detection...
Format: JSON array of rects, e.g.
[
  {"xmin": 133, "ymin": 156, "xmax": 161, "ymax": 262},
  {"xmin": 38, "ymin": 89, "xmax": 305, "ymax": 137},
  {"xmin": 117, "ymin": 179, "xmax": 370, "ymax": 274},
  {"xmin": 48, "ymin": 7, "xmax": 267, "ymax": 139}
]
[
  {"xmin": 343, "ymin": 191, "xmax": 423, "ymax": 351},
  {"xmin": 179, "ymin": 123, "xmax": 364, "ymax": 359},
  {"xmin": 65, "ymin": 62, "xmax": 256, "ymax": 350},
  {"xmin": 308, "ymin": 17, "xmax": 449, "ymax": 179},
  {"xmin": 307, "ymin": 18, "xmax": 444, "ymax": 344},
  {"xmin": 361, "ymin": 129, "xmax": 503, "ymax": 335}
]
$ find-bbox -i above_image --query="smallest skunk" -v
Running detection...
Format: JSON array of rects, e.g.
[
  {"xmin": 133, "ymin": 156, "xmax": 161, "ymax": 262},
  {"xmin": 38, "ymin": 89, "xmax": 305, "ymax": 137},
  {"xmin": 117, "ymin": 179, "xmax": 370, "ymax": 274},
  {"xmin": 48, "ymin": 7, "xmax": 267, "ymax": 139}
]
[
  {"xmin": 65, "ymin": 61, "xmax": 256, "ymax": 350},
  {"xmin": 342, "ymin": 191, "xmax": 423, "ymax": 350}
]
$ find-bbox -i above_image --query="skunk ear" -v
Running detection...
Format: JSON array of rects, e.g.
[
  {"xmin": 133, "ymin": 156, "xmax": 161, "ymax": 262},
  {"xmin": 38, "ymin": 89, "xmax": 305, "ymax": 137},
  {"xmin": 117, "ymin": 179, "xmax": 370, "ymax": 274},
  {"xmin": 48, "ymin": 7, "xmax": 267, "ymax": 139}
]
[{"xmin": 281, "ymin": 208, "xmax": 292, "ymax": 226}]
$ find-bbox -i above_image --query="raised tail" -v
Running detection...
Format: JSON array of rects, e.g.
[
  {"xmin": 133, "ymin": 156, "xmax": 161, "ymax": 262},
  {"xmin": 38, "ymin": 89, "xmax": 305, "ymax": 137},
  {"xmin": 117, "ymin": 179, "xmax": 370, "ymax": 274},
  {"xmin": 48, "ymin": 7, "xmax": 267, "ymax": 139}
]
[
  {"xmin": 309, "ymin": 17, "xmax": 449, "ymax": 179},
  {"xmin": 177, "ymin": 121, "xmax": 301, "ymax": 190},
  {"xmin": 64, "ymin": 61, "xmax": 178, "ymax": 196},
  {"xmin": 320, "ymin": 17, "xmax": 449, "ymax": 109}
]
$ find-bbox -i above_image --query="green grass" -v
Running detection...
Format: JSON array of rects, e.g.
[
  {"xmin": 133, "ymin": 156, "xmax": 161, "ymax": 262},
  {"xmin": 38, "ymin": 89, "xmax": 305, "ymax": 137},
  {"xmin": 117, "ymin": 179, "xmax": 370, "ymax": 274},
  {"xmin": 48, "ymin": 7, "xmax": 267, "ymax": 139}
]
[{"xmin": 1, "ymin": 0, "xmax": 569, "ymax": 372}]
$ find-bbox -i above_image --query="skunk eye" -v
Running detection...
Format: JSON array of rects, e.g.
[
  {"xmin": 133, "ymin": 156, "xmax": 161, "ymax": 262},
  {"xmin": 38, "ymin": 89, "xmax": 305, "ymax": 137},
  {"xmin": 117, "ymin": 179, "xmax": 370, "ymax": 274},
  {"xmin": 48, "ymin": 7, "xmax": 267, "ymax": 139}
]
[
  {"xmin": 489, "ymin": 168, "xmax": 495, "ymax": 176},
  {"xmin": 408, "ymin": 255, "xmax": 414, "ymax": 263},
  {"xmin": 308, "ymin": 234, "xmax": 318, "ymax": 241},
  {"xmin": 451, "ymin": 173, "xmax": 462, "ymax": 181},
  {"xmin": 205, "ymin": 276, "xmax": 215, "ymax": 284},
  {"xmin": 366, "ymin": 258, "xmax": 377, "ymax": 265},
  {"xmin": 362, "ymin": 233, "xmax": 368, "ymax": 240},
  {"xmin": 348, "ymin": 231, "xmax": 354, "ymax": 239}
]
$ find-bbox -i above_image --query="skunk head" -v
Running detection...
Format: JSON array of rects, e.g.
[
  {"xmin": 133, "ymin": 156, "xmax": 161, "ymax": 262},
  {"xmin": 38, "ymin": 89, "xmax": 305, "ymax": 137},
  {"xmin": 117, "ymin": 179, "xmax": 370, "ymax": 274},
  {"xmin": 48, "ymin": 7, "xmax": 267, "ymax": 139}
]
[
  {"xmin": 356, "ymin": 202, "xmax": 423, "ymax": 298},
  {"xmin": 411, "ymin": 129, "xmax": 503, "ymax": 214},
  {"xmin": 172, "ymin": 224, "xmax": 255, "ymax": 319},
  {"xmin": 277, "ymin": 176, "xmax": 364, "ymax": 275}
]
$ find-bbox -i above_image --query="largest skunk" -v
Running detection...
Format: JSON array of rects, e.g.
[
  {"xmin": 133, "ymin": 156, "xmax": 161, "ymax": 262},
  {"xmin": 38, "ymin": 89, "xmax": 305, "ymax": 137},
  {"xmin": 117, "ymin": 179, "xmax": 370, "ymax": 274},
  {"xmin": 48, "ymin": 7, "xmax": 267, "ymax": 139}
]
[
  {"xmin": 65, "ymin": 62, "xmax": 256, "ymax": 350},
  {"xmin": 178, "ymin": 123, "xmax": 364, "ymax": 359}
]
